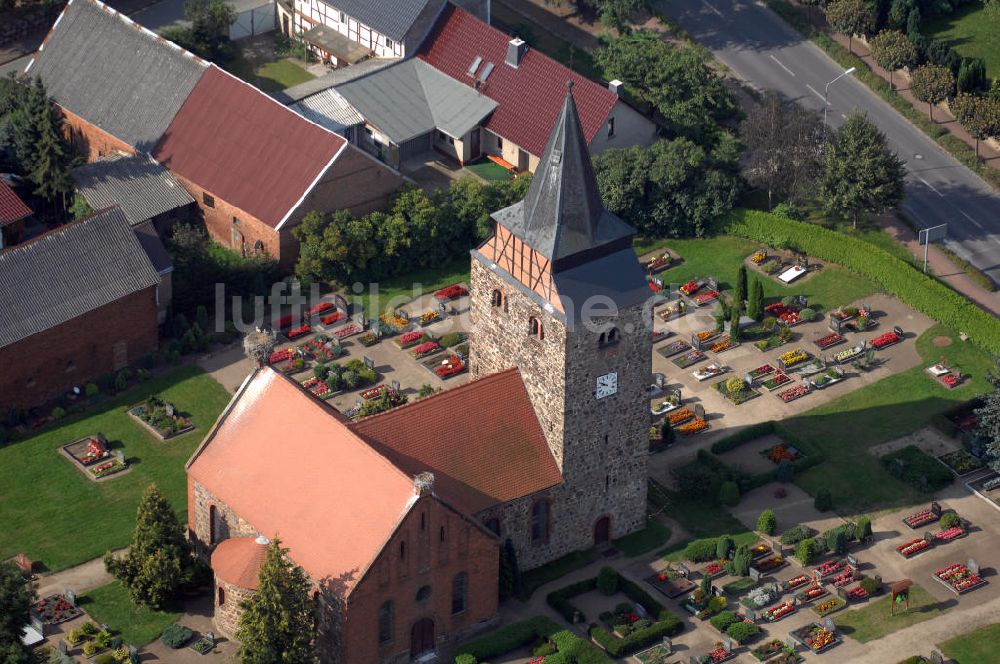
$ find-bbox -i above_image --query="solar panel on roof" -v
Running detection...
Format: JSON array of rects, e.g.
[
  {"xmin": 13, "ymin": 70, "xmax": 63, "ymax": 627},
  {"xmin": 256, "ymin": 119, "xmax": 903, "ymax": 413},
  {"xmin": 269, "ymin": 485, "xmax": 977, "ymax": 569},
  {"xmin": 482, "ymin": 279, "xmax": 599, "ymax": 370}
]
[
  {"xmin": 467, "ymin": 55, "xmax": 482, "ymax": 77},
  {"xmin": 478, "ymin": 62, "xmax": 495, "ymax": 82}
]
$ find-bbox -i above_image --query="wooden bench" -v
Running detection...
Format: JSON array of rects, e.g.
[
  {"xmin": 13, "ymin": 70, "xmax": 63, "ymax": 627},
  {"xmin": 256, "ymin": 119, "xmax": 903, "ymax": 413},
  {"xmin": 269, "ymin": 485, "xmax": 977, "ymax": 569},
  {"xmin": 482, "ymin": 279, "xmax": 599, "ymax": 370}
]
[{"xmin": 486, "ymin": 154, "xmax": 516, "ymax": 172}]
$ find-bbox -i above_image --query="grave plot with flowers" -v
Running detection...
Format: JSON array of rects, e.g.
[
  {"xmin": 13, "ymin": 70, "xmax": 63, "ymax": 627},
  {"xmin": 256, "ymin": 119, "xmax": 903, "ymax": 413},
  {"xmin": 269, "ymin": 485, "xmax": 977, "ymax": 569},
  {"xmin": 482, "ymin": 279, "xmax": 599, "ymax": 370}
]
[
  {"xmin": 777, "ymin": 348, "xmax": 811, "ymax": 371},
  {"xmin": 61, "ymin": 435, "xmax": 128, "ymax": 480},
  {"xmin": 937, "ymin": 450, "xmax": 983, "ymax": 476},
  {"xmin": 379, "ymin": 312, "xmax": 410, "ymax": 335},
  {"xmin": 870, "ymin": 328, "xmax": 904, "ymax": 350},
  {"xmin": 896, "ymin": 537, "xmax": 932, "ymax": 559},
  {"xmin": 762, "ymin": 600, "xmax": 796, "ymax": 622},
  {"xmin": 409, "ymin": 340, "xmax": 442, "ymax": 359},
  {"xmin": 128, "ymin": 395, "xmax": 195, "ymax": 440},
  {"xmin": 751, "ymin": 639, "xmax": 803, "ymax": 662},
  {"xmin": 814, "ymin": 332, "xmax": 845, "ymax": 350},
  {"xmin": 697, "ymin": 643, "xmax": 737, "ymax": 663},
  {"xmin": 418, "ymin": 310, "xmax": 441, "ymax": 327},
  {"xmin": 811, "ymin": 596, "xmax": 846, "ymax": 617},
  {"xmin": 934, "ymin": 563, "xmax": 986, "ymax": 595},
  {"xmin": 790, "ymin": 623, "xmax": 839, "ymax": 653},
  {"xmin": 433, "ymin": 284, "xmax": 468, "ymax": 301},
  {"xmin": 673, "ymin": 349, "xmax": 708, "ymax": 369},
  {"xmin": 423, "ymin": 354, "xmax": 466, "ymax": 379},
  {"xmin": 396, "ymin": 330, "xmax": 431, "ymax": 349},
  {"xmin": 647, "ymin": 568, "xmax": 697, "ymax": 598},
  {"xmin": 298, "ymin": 335, "xmax": 345, "ymax": 363},
  {"xmin": 658, "ymin": 339, "xmax": 692, "ymax": 359},
  {"xmin": 760, "ymin": 372, "xmax": 792, "ymax": 391},
  {"xmin": 285, "ymin": 323, "xmax": 312, "ymax": 341},
  {"xmin": 714, "ymin": 376, "xmax": 759, "ymax": 406},
  {"xmin": 31, "ymin": 594, "xmax": 82, "ymax": 624},
  {"xmin": 747, "ymin": 364, "xmax": 776, "ymax": 383},
  {"xmin": 903, "ymin": 504, "xmax": 941, "ymax": 529},
  {"xmin": 776, "ymin": 384, "xmax": 811, "ymax": 403}
]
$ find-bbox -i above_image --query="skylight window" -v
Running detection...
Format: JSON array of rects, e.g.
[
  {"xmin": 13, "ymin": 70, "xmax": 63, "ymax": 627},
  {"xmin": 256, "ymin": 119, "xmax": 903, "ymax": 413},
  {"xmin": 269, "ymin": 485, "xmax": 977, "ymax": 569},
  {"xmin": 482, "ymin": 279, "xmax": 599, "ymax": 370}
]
[
  {"xmin": 467, "ymin": 55, "xmax": 483, "ymax": 77},
  {"xmin": 478, "ymin": 62, "xmax": 495, "ymax": 83}
]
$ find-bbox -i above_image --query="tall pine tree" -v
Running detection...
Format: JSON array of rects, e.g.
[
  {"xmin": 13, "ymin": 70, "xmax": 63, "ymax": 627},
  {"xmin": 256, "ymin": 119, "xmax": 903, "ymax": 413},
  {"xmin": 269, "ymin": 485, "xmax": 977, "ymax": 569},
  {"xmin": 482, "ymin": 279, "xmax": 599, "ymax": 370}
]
[
  {"xmin": 748, "ymin": 277, "xmax": 765, "ymax": 321},
  {"xmin": 104, "ymin": 484, "xmax": 192, "ymax": 608},
  {"xmin": 237, "ymin": 538, "xmax": 317, "ymax": 664},
  {"xmin": 734, "ymin": 264, "xmax": 748, "ymax": 311}
]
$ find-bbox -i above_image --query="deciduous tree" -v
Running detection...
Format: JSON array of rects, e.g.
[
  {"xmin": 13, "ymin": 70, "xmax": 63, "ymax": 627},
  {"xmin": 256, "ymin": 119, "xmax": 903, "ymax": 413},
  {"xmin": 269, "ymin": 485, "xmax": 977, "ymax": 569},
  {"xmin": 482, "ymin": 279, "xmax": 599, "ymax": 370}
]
[
  {"xmin": 869, "ymin": 29, "xmax": 918, "ymax": 89},
  {"xmin": 739, "ymin": 93, "xmax": 825, "ymax": 208},
  {"xmin": 909, "ymin": 64, "xmax": 954, "ymax": 120},
  {"xmin": 820, "ymin": 111, "xmax": 905, "ymax": 228},
  {"xmin": 951, "ymin": 92, "xmax": 1000, "ymax": 158},
  {"xmin": 825, "ymin": 0, "xmax": 876, "ymax": 51},
  {"xmin": 237, "ymin": 538, "xmax": 318, "ymax": 664}
]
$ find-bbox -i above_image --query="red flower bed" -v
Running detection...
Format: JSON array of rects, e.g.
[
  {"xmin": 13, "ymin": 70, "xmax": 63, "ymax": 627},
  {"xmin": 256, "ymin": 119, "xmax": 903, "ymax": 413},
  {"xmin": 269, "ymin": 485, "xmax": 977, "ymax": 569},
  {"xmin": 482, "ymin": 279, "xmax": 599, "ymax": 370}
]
[
  {"xmin": 896, "ymin": 538, "xmax": 931, "ymax": 558},
  {"xmin": 360, "ymin": 385, "xmax": 386, "ymax": 400},
  {"xmin": 321, "ymin": 312, "xmax": 344, "ymax": 326},
  {"xmin": 766, "ymin": 444, "xmax": 796, "ymax": 463},
  {"xmin": 941, "ymin": 374, "xmax": 961, "ymax": 388},
  {"xmin": 832, "ymin": 570, "xmax": 856, "ymax": 587},
  {"xmin": 871, "ymin": 331, "xmax": 901, "ymax": 349},
  {"xmin": 334, "ymin": 323, "xmax": 360, "ymax": 339},
  {"xmin": 903, "ymin": 509, "xmax": 938, "ymax": 528},
  {"xmin": 435, "ymin": 356, "xmax": 466, "ymax": 378},
  {"xmin": 287, "ymin": 324, "xmax": 311, "ymax": 340},
  {"xmin": 815, "ymin": 333, "xmax": 845, "ymax": 349},
  {"xmin": 778, "ymin": 384, "xmax": 810, "ymax": 402},
  {"xmin": 779, "ymin": 312, "xmax": 801, "ymax": 326},
  {"xmin": 846, "ymin": 585, "xmax": 869, "ymax": 600},
  {"xmin": 410, "ymin": 341, "xmax": 441, "ymax": 358},
  {"xmin": 277, "ymin": 314, "xmax": 298, "ymax": 329},
  {"xmin": 80, "ymin": 438, "xmax": 107, "ymax": 465},
  {"xmin": 707, "ymin": 647, "xmax": 729, "ymax": 663},
  {"xmin": 765, "ymin": 303, "xmax": 799, "ymax": 317},
  {"xmin": 680, "ymin": 280, "xmax": 701, "ymax": 295},
  {"xmin": 934, "ymin": 527, "xmax": 965, "ymax": 542},
  {"xmin": 397, "ymin": 330, "xmax": 427, "ymax": 348},
  {"xmin": 786, "ymin": 575, "xmax": 810, "ymax": 590},
  {"xmin": 817, "ymin": 560, "xmax": 842, "ymax": 576},
  {"xmin": 748, "ymin": 364, "xmax": 775, "ymax": 380},
  {"xmin": 434, "ymin": 284, "xmax": 468, "ymax": 300},
  {"xmin": 705, "ymin": 562, "xmax": 724, "ymax": 577},
  {"xmin": 693, "ymin": 289, "xmax": 719, "ymax": 304},
  {"xmin": 935, "ymin": 563, "xmax": 985, "ymax": 593},
  {"xmin": 268, "ymin": 348, "xmax": 294, "ymax": 364},
  {"xmin": 765, "ymin": 602, "xmax": 795, "ymax": 621},
  {"xmin": 800, "ymin": 585, "xmax": 827, "ymax": 601},
  {"xmin": 648, "ymin": 280, "xmax": 663, "ymax": 293},
  {"xmin": 307, "ymin": 302, "xmax": 335, "ymax": 316}
]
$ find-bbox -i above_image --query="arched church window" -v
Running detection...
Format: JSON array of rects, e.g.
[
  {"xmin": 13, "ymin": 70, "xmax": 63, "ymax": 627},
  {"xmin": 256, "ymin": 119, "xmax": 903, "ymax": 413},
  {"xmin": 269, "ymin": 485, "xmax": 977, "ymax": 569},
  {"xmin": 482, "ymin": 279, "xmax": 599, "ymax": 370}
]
[{"xmin": 528, "ymin": 317, "xmax": 544, "ymax": 340}]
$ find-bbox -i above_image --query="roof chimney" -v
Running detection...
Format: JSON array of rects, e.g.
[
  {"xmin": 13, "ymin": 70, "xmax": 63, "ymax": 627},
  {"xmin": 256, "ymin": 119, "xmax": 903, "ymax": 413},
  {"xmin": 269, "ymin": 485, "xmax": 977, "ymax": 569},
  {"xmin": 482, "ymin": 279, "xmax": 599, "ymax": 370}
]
[
  {"xmin": 506, "ymin": 38, "xmax": 527, "ymax": 68},
  {"xmin": 414, "ymin": 472, "xmax": 435, "ymax": 496},
  {"xmin": 608, "ymin": 79, "xmax": 623, "ymax": 97}
]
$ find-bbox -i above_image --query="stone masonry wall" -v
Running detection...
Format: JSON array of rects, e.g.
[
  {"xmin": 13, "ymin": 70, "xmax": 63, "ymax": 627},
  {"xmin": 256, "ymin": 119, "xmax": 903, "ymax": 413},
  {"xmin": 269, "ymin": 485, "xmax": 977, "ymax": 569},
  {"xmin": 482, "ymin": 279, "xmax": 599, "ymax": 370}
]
[
  {"xmin": 188, "ymin": 479, "xmax": 259, "ymax": 558},
  {"xmin": 213, "ymin": 578, "xmax": 255, "ymax": 638},
  {"xmin": 469, "ymin": 258, "xmax": 650, "ymax": 568}
]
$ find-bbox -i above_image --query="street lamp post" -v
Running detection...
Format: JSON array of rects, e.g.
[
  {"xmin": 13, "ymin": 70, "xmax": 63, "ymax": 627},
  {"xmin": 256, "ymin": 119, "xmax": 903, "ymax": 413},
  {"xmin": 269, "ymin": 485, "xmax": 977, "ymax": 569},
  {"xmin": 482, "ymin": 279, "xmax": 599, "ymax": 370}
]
[{"xmin": 824, "ymin": 67, "xmax": 857, "ymax": 127}]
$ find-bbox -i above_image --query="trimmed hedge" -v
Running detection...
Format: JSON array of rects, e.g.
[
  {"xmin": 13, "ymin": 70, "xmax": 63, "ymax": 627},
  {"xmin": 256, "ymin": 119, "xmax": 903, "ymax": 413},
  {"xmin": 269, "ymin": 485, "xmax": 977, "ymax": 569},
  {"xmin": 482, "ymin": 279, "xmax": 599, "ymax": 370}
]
[
  {"xmin": 725, "ymin": 209, "xmax": 1000, "ymax": 354},
  {"xmin": 453, "ymin": 616, "xmax": 612, "ymax": 664},
  {"xmin": 588, "ymin": 574, "xmax": 684, "ymax": 658},
  {"xmin": 546, "ymin": 578, "xmax": 597, "ymax": 623},
  {"xmin": 711, "ymin": 421, "xmax": 777, "ymax": 453}
]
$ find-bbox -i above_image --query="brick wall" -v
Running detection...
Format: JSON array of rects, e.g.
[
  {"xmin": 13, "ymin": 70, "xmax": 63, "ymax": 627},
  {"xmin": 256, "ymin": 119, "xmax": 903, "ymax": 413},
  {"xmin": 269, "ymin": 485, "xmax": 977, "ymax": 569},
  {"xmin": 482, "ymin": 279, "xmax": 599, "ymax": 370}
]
[
  {"xmin": 188, "ymin": 480, "xmax": 260, "ymax": 558},
  {"xmin": 332, "ymin": 494, "xmax": 498, "ymax": 664},
  {"xmin": 59, "ymin": 106, "xmax": 136, "ymax": 163},
  {"xmin": 0, "ymin": 287, "xmax": 158, "ymax": 410}
]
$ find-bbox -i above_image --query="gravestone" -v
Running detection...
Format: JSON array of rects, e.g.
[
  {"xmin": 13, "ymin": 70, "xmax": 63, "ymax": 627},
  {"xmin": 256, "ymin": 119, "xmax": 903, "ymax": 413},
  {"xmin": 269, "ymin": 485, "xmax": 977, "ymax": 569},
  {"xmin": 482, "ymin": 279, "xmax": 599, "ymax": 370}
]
[
  {"xmin": 655, "ymin": 373, "xmax": 665, "ymax": 389},
  {"xmin": 651, "ymin": 277, "xmax": 663, "ymax": 290},
  {"xmin": 390, "ymin": 380, "xmax": 400, "ymax": 393},
  {"xmin": 206, "ymin": 632, "xmax": 215, "ymax": 645},
  {"xmin": 635, "ymin": 603, "xmax": 648, "ymax": 619},
  {"xmin": 661, "ymin": 636, "xmax": 672, "ymax": 652},
  {"xmin": 874, "ymin": 574, "xmax": 882, "ymax": 586},
  {"xmin": 785, "ymin": 636, "xmax": 797, "ymax": 649},
  {"xmin": 722, "ymin": 638, "xmax": 732, "ymax": 653},
  {"xmin": 439, "ymin": 301, "xmax": 447, "ymax": 314},
  {"xmin": 64, "ymin": 589, "xmax": 75, "ymax": 606},
  {"xmin": 930, "ymin": 650, "xmax": 944, "ymax": 664},
  {"xmin": 750, "ymin": 567, "xmax": 761, "ymax": 582},
  {"xmin": 693, "ymin": 404, "xmax": 706, "ymax": 420},
  {"xmin": 829, "ymin": 314, "xmax": 843, "ymax": 335},
  {"xmin": 114, "ymin": 449, "xmax": 125, "ymax": 465},
  {"xmin": 707, "ymin": 276, "xmax": 718, "ymax": 291},
  {"xmin": 968, "ymin": 558, "xmax": 980, "ymax": 575},
  {"xmin": 847, "ymin": 554, "xmax": 858, "ymax": 568},
  {"xmin": 356, "ymin": 313, "xmax": 366, "ymax": 327},
  {"xmin": 333, "ymin": 294, "xmax": 349, "ymax": 315},
  {"xmin": 677, "ymin": 562, "xmax": 690, "ymax": 577},
  {"xmin": 797, "ymin": 295, "xmax": 808, "ymax": 308},
  {"xmin": 363, "ymin": 356, "xmax": 375, "ymax": 370},
  {"xmin": 691, "ymin": 333, "xmax": 703, "ymax": 351},
  {"xmin": 823, "ymin": 617, "xmax": 836, "ymax": 632},
  {"xmin": 30, "ymin": 615, "xmax": 43, "ymax": 635},
  {"xmin": 128, "ymin": 645, "xmax": 140, "ymax": 664},
  {"xmin": 57, "ymin": 641, "xmax": 67, "ymax": 654}
]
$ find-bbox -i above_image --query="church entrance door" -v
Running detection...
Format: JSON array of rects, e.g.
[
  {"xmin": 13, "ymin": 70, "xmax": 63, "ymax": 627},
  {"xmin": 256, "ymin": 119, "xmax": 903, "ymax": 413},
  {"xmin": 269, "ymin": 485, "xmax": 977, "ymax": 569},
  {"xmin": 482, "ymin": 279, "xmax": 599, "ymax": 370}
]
[
  {"xmin": 410, "ymin": 617, "xmax": 435, "ymax": 658},
  {"xmin": 594, "ymin": 516, "xmax": 611, "ymax": 545}
]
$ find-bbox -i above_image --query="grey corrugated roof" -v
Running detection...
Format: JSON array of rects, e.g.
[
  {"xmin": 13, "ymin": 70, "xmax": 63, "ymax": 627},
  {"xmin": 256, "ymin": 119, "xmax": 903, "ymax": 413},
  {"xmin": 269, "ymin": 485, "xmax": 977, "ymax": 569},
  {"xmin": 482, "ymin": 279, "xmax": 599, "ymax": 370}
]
[
  {"xmin": 292, "ymin": 89, "xmax": 364, "ymax": 135},
  {"xmin": 0, "ymin": 207, "xmax": 160, "ymax": 348},
  {"xmin": 275, "ymin": 58, "xmax": 399, "ymax": 104},
  {"xmin": 72, "ymin": 154, "xmax": 194, "ymax": 227},
  {"xmin": 27, "ymin": 0, "xmax": 207, "ymax": 152},
  {"xmin": 492, "ymin": 86, "xmax": 633, "ymax": 269},
  {"xmin": 333, "ymin": 0, "xmax": 435, "ymax": 42},
  {"xmin": 337, "ymin": 58, "xmax": 495, "ymax": 143}
]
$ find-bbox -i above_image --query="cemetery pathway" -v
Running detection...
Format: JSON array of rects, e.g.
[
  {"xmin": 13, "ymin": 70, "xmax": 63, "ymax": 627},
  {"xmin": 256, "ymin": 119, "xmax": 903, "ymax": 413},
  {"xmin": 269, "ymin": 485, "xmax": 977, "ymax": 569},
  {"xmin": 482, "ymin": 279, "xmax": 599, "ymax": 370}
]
[{"xmin": 35, "ymin": 551, "xmax": 119, "ymax": 598}]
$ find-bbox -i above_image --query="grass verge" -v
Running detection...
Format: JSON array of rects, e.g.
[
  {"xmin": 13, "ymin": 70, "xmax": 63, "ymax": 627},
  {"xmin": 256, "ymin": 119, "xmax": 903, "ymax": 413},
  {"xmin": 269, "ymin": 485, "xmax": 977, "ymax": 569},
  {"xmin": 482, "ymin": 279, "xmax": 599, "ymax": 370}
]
[
  {"xmin": 0, "ymin": 366, "xmax": 231, "ymax": 571},
  {"xmin": 81, "ymin": 581, "xmax": 182, "ymax": 646},
  {"xmin": 518, "ymin": 549, "xmax": 599, "ymax": 601},
  {"xmin": 612, "ymin": 519, "xmax": 671, "ymax": 557},
  {"xmin": 351, "ymin": 257, "xmax": 470, "ymax": 317},
  {"xmin": 834, "ymin": 584, "xmax": 949, "ymax": 642},
  {"xmin": 764, "ymin": 0, "xmax": 1000, "ymax": 191},
  {"xmin": 939, "ymin": 622, "xmax": 1000, "ymax": 663}
]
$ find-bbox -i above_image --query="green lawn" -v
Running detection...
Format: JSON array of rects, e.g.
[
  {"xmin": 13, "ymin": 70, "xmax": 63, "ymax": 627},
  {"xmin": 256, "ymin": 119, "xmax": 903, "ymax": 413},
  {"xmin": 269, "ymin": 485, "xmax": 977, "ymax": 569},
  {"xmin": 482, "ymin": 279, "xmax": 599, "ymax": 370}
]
[
  {"xmin": 635, "ymin": 235, "xmax": 879, "ymax": 312},
  {"xmin": 787, "ymin": 324, "xmax": 995, "ymax": 512},
  {"xmin": 81, "ymin": 581, "xmax": 182, "ymax": 646},
  {"xmin": 0, "ymin": 366, "xmax": 230, "ymax": 571},
  {"xmin": 939, "ymin": 623, "xmax": 1000, "ymax": 663},
  {"xmin": 353, "ymin": 257, "xmax": 471, "ymax": 316},
  {"xmin": 925, "ymin": 2, "xmax": 1000, "ymax": 80},
  {"xmin": 465, "ymin": 159, "xmax": 514, "ymax": 182},
  {"xmin": 226, "ymin": 56, "xmax": 315, "ymax": 93},
  {"xmin": 612, "ymin": 519, "xmax": 671, "ymax": 556},
  {"xmin": 834, "ymin": 584, "xmax": 950, "ymax": 643}
]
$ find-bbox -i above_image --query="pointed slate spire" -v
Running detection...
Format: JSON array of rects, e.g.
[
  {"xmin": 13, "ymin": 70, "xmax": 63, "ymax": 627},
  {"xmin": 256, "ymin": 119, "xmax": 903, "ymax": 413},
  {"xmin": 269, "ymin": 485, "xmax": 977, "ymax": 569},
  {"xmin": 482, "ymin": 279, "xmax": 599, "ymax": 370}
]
[{"xmin": 517, "ymin": 81, "xmax": 608, "ymax": 264}]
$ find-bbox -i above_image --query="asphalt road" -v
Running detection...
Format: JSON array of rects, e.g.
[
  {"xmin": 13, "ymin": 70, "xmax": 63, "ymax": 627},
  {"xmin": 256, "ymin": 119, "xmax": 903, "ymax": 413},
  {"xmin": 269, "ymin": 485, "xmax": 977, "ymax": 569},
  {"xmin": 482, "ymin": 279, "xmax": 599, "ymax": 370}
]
[{"xmin": 660, "ymin": 0, "xmax": 1000, "ymax": 283}]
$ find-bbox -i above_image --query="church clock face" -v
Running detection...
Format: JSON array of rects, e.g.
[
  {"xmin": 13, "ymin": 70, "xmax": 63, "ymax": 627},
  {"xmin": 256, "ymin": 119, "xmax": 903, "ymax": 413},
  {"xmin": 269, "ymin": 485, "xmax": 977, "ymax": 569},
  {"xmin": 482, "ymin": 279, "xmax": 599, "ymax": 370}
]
[{"xmin": 596, "ymin": 372, "xmax": 618, "ymax": 399}]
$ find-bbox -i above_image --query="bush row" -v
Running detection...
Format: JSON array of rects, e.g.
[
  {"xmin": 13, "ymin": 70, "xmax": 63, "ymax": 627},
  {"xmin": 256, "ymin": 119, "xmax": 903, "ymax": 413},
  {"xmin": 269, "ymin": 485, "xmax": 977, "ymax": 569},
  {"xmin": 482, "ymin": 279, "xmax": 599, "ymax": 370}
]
[
  {"xmin": 710, "ymin": 421, "xmax": 777, "ymax": 453},
  {"xmin": 588, "ymin": 576, "xmax": 683, "ymax": 658},
  {"xmin": 725, "ymin": 209, "xmax": 1000, "ymax": 353},
  {"xmin": 453, "ymin": 616, "xmax": 612, "ymax": 664},
  {"xmin": 546, "ymin": 578, "xmax": 597, "ymax": 623}
]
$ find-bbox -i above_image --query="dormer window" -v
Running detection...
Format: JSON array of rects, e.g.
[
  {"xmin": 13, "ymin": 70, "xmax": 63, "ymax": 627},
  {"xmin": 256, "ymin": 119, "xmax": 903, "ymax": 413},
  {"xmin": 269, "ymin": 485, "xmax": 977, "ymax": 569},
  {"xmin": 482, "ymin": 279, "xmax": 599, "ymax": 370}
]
[{"xmin": 528, "ymin": 316, "xmax": 543, "ymax": 340}]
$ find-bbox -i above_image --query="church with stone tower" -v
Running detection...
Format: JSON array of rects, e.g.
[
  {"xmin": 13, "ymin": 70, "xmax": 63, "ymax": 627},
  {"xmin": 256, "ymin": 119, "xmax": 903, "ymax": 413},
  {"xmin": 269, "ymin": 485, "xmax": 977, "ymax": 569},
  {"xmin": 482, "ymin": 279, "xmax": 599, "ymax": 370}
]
[{"xmin": 185, "ymin": 85, "xmax": 653, "ymax": 664}]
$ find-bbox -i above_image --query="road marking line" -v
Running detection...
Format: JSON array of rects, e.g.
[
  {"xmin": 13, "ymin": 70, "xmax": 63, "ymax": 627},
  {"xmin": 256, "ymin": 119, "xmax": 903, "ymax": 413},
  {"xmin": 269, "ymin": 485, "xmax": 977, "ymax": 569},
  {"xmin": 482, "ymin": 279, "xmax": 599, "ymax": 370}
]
[
  {"xmin": 958, "ymin": 209, "xmax": 984, "ymax": 230},
  {"xmin": 805, "ymin": 83, "xmax": 824, "ymax": 100},
  {"xmin": 916, "ymin": 177, "xmax": 944, "ymax": 197},
  {"xmin": 769, "ymin": 54, "xmax": 795, "ymax": 76},
  {"xmin": 701, "ymin": 0, "xmax": 724, "ymax": 16}
]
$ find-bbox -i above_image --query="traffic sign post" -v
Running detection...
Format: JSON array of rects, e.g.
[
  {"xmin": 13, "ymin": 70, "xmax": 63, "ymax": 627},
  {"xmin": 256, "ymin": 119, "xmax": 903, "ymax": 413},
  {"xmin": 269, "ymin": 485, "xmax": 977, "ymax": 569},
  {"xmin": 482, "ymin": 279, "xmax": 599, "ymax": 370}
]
[{"xmin": 918, "ymin": 223, "xmax": 948, "ymax": 274}]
